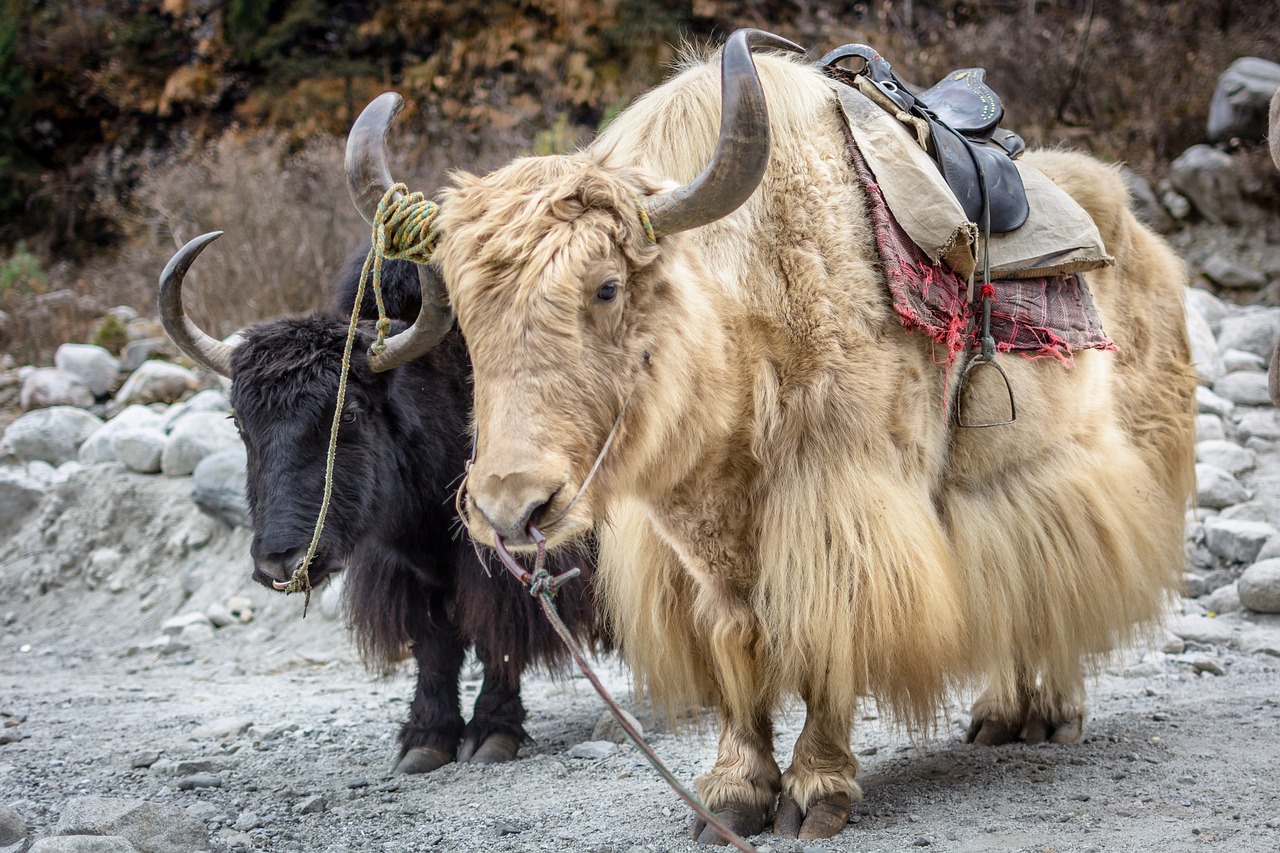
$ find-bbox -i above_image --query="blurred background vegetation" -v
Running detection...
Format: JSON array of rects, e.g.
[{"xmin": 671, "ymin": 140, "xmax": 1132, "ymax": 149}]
[{"xmin": 0, "ymin": 0, "xmax": 1277, "ymax": 360}]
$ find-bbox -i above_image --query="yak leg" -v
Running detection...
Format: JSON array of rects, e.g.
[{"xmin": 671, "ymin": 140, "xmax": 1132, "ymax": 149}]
[
  {"xmin": 691, "ymin": 608, "xmax": 780, "ymax": 846},
  {"xmin": 457, "ymin": 645, "xmax": 525, "ymax": 765},
  {"xmin": 774, "ymin": 687, "xmax": 858, "ymax": 840},
  {"xmin": 393, "ymin": 606, "xmax": 467, "ymax": 775},
  {"xmin": 965, "ymin": 664, "xmax": 1084, "ymax": 746}
]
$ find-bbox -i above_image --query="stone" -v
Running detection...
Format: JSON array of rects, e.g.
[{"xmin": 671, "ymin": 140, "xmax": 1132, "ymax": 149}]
[
  {"xmin": 0, "ymin": 468, "xmax": 46, "ymax": 540},
  {"xmin": 1220, "ymin": 502, "xmax": 1270, "ymax": 523},
  {"xmin": 230, "ymin": 813, "xmax": 260, "ymax": 832},
  {"xmin": 1237, "ymin": 627, "xmax": 1280, "ymax": 657},
  {"xmin": 294, "ymin": 795, "xmax": 326, "ymax": 815},
  {"xmin": 78, "ymin": 406, "xmax": 167, "ymax": 465},
  {"xmin": 1185, "ymin": 288, "xmax": 1229, "ymax": 332},
  {"xmin": 1201, "ymin": 253, "xmax": 1266, "ymax": 290},
  {"xmin": 1119, "ymin": 167, "xmax": 1172, "ymax": 232},
  {"xmin": 20, "ymin": 367, "xmax": 94, "ymax": 411},
  {"xmin": 189, "ymin": 717, "xmax": 254, "ymax": 741},
  {"xmin": 1207, "ymin": 57, "xmax": 1280, "ymax": 142},
  {"xmin": 190, "ymin": 448, "xmax": 247, "ymax": 528},
  {"xmin": 591, "ymin": 708, "xmax": 644, "ymax": 744},
  {"xmin": 205, "ymin": 602, "xmax": 233, "ymax": 628},
  {"xmin": 1204, "ymin": 518, "xmax": 1276, "ymax": 563},
  {"xmin": 1238, "ymin": 559, "xmax": 1280, "ymax": 613},
  {"xmin": 1216, "ymin": 310, "xmax": 1280, "ymax": 361},
  {"xmin": 1194, "ymin": 414, "xmax": 1225, "ymax": 442},
  {"xmin": 175, "ymin": 774, "xmax": 222, "ymax": 790},
  {"xmin": 1221, "ymin": 348, "xmax": 1266, "ymax": 373},
  {"xmin": 1195, "ymin": 463, "xmax": 1249, "ymax": 509},
  {"xmin": 1257, "ymin": 535, "xmax": 1280, "ymax": 561},
  {"xmin": 1213, "ymin": 371, "xmax": 1272, "ymax": 407},
  {"xmin": 130, "ymin": 751, "xmax": 162, "ymax": 769},
  {"xmin": 1195, "ymin": 386, "xmax": 1233, "ymax": 419},
  {"xmin": 119, "ymin": 339, "xmax": 173, "ymax": 374},
  {"xmin": 180, "ymin": 622, "xmax": 215, "ymax": 644},
  {"xmin": 1236, "ymin": 410, "xmax": 1280, "ymax": 442},
  {"xmin": 1161, "ymin": 188, "xmax": 1191, "ymax": 220},
  {"xmin": 1, "ymin": 407, "xmax": 104, "ymax": 465},
  {"xmin": 0, "ymin": 804, "xmax": 26, "ymax": 847},
  {"xmin": 1195, "ymin": 439, "xmax": 1256, "ymax": 475},
  {"xmin": 162, "ymin": 612, "xmax": 212, "ymax": 635},
  {"xmin": 114, "ymin": 361, "xmax": 198, "ymax": 408},
  {"xmin": 28, "ymin": 838, "xmax": 138, "ymax": 852},
  {"xmin": 1167, "ymin": 614, "xmax": 1235, "ymax": 646},
  {"xmin": 53, "ymin": 797, "xmax": 210, "ymax": 853},
  {"xmin": 1169, "ymin": 144, "xmax": 1249, "ymax": 225},
  {"xmin": 162, "ymin": 390, "xmax": 229, "ymax": 434},
  {"xmin": 55, "ymin": 343, "xmax": 120, "ymax": 397},
  {"xmin": 161, "ymin": 413, "xmax": 241, "ymax": 477},
  {"xmin": 111, "ymin": 429, "xmax": 166, "ymax": 474},
  {"xmin": 567, "ymin": 740, "xmax": 617, "ymax": 759},
  {"xmin": 1203, "ymin": 582, "xmax": 1241, "ymax": 614},
  {"xmin": 1185, "ymin": 307, "xmax": 1224, "ymax": 385}
]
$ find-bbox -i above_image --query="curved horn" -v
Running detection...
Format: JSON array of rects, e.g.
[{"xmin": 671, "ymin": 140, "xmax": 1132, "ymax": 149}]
[
  {"xmin": 346, "ymin": 92, "xmax": 454, "ymax": 372},
  {"xmin": 643, "ymin": 29, "xmax": 804, "ymax": 239},
  {"xmin": 158, "ymin": 231, "xmax": 235, "ymax": 377}
]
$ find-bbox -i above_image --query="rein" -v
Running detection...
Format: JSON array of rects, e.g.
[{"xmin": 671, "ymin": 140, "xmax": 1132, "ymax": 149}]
[{"xmin": 491, "ymin": 528, "xmax": 762, "ymax": 853}]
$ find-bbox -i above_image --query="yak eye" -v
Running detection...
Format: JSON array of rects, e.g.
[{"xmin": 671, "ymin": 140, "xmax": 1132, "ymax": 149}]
[
  {"xmin": 340, "ymin": 409, "xmax": 358, "ymax": 425},
  {"xmin": 595, "ymin": 280, "xmax": 619, "ymax": 303}
]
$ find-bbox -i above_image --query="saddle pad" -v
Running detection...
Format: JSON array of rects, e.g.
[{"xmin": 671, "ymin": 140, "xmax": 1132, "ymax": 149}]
[
  {"xmin": 850, "ymin": 138, "xmax": 1116, "ymax": 365},
  {"xmin": 832, "ymin": 82, "xmax": 1115, "ymax": 281}
]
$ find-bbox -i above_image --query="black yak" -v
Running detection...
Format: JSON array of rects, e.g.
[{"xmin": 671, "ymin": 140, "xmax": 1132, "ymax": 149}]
[{"xmin": 158, "ymin": 233, "xmax": 600, "ymax": 774}]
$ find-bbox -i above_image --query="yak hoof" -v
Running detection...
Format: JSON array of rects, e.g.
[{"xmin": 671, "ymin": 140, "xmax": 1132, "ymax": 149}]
[
  {"xmin": 392, "ymin": 745, "xmax": 454, "ymax": 775},
  {"xmin": 1025, "ymin": 714, "xmax": 1083, "ymax": 745},
  {"xmin": 773, "ymin": 791, "xmax": 852, "ymax": 840},
  {"xmin": 691, "ymin": 803, "xmax": 769, "ymax": 846},
  {"xmin": 457, "ymin": 732, "xmax": 520, "ymax": 765},
  {"xmin": 963, "ymin": 717, "xmax": 1021, "ymax": 747}
]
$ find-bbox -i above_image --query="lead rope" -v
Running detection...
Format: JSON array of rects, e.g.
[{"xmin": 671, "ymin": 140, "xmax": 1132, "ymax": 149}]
[
  {"xmin": 276, "ymin": 185, "xmax": 439, "ymax": 613},
  {"xmin": 491, "ymin": 529, "xmax": 761, "ymax": 853}
]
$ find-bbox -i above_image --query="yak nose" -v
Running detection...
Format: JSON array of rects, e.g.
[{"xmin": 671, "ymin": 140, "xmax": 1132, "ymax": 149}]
[
  {"xmin": 471, "ymin": 470, "xmax": 561, "ymax": 544},
  {"xmin": 250, "ymin": 546, "xmax": 302, "ymax": 587}
]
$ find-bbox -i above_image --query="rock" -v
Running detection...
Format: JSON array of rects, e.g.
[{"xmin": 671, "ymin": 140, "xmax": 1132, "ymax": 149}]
[
  {"xmin": 1195, "ymin": 414, "xmax": 1225, "ymax": 442},
  {"xmin": 230, "ymin": 813, "xmax": 260, "ymax": 832},
  {"xmin": 119, "ymin": 339, "xmax": 174, "ymax": 374},
  {"xmin": 55, "ymin": 343, "xmax": 120, "ymax": 397},
  {"xmin": 1119, "ymin": 167, "xmax": 1172, "ymax": 232},
  {"xmin": 1161, "ymin": 188, "xmax": 1191, "ymax": 220},
  {"xmin": 161, "ymin": 413, "xmax": 240, "ymax": 477},
  {"xmin": 130, "ymin": 751, "xmax": 162, "ymax": 769},
  {"xmin": 28, "ymin": 838, "xmax": 139, "ymax": 852},
  {"xmin": 180, "ymin": 622, "xmax": 215, "ymax": 644},
  {"xmin": 1201, "ymin": 253, "xmax": 1266, "ymax": 290},
  {"xmin": 189, "ymin": 717, "xmax": 253, "ymax": 741},
  {"xmin": 1213, "ymin": 372, "xmax": 1272, "ymax": 407},
  {"xmin": 1237, "ymin": 628, "xmax": 1280, "ymax": 657},
  {"xmin": 1204, "ymin": 518, "xmax": 1277, "ymax": 563},
  {"xmin": 1, "ymin": 407, "xmax": 104, "ymax": 465},
  {"xmin": 1185, "ymin": 288, "xmax": 1229, "ymax": 332},
  {"xmin": 161, "ymin": 612, "xmax": 213, "ymax": 635},
  {"xmin": 161, "ymin": 390, "xmax": 230, "ymax": 434},
  {"xmin": 1169, "ymin": 144, "xmax": 1248, "ymax": 225},
  {"xmin": 1220, "ymin": 502, "xmax": 1270, "ymax": 523},
  {"xmin": 1236, "ymin": 410, "xmax": 1280, "ymax": 442},
  {"xmin": 1203, "ymin": 582, "xmax": 1241, "ymax": 614},
  {"xmin": 0, "ymin": 804, "xmax": 26, "ymax": 847},
  {"xmin": 567, "ymin": 740, "xmax": 618, "ymax": 759},
  {"xmin": 1195, "ymin": 463, "xmax": 1249, "ymax": 509},
  {"xmin": 1216, "ymin": 310, "xmax": 1280, "ymax": 361},
  {"xmin": 1221, "ymin": 348, "xmax": 1266, "ymax": 373},
  {"xmin": 1257, "ymin": 535, "xmax": 1280, "ymax": 561},
  {"xmin": 20, "ymin": 367, "xmax": 94, "ymax": 411},
  {"xmin": 1195, "ymin": 386, "xmax": 1233, "ymax": 419},
  {"xmin": 78, "ymin": 406, "xmax": 167, "ymax": 465},
  {"xmin": 53, "ymin": 797, "xmax": 210, "ymax": 853},
  {"xmin": 226, "ymin": 597, "xmax": 254, "ymax": 623},
  {"xmin": 1183, "ymin": 571, "xmax": 1207, "ymax": 598},
  {"xmin": 111, "ymin": 429, "xmax": 167, "ymax": 474},
  {"xmin": 175, "ymin": 774, "xmax": 222, "ymax": 790},
  {"xmin": 1207, "ymin": 57, "xmax": 1280, "ymax": 142},
  {"xmin": 114, "ymin": 361, "xmax": 198, "ymax": 408},
  {"xmin": 592, "ymin": 708, "xmax": 644, "ymax": 744},
  {"xmin": 0, "ymin": 468, "xmax": 47, "ymax": 540},
  {"xmin": 1195, "ymin": 439, "xmax": 1256, "ymax": 475},
  {"xmin": 190, "ymin": 448, "xmax": 247, "ymax": 528},
  {"xmin": 1185, "ymin": 306, "xmax": 1224, "ymax": 385},
  {"xmin": 205, "ymin": 602, "xmax": 233, "ymax": 628},
  {"xmin": 1161, "ymin": 631, "xmax": 1186, "ymax": 654},
  {"xmin": 1167, "ymin": 614, "xmax": 1235, "ymax": 645},
  {"xmin": 1238, "ymin": 559, "xmax": 1280, "ymax": 613},
  {"xmin": 294, "ymin": 795, "xmax": 327, "ymax": 815}
]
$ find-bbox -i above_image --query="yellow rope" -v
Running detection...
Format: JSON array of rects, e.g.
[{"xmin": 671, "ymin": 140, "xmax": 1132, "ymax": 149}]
[{"xmin": 280, "ymin": 185, "xmax": 440, "ymax": 613}]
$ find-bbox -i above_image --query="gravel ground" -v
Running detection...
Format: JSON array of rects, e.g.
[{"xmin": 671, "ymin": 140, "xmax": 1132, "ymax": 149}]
[{"xmin": 2, "ymin": 598, "xmax": 1279, "ymax": 852}]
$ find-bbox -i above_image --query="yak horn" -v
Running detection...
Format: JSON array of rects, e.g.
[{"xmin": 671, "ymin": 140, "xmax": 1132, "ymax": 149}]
[
  {"xmin": 158, "ymin": 231, "xmax": 235, "ymax": 378},
  {"xmin": 345, "ymin": 92, "xmax": 454, "ymax": 373},
  {"xmin": 643, "ymin": 29, "xmax": 804, "ymax": 239}
]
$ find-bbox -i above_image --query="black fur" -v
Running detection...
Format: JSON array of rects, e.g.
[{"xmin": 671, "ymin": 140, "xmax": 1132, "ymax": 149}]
[{"xmin": 230, "ymin": 247, "xmax": 600, "ymax": 765}]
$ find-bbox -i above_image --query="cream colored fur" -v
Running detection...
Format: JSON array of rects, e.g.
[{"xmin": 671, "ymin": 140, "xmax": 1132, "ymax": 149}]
[{"xmin": 432, "ymin": 49, "xmax": 1196, "ymax": 825}]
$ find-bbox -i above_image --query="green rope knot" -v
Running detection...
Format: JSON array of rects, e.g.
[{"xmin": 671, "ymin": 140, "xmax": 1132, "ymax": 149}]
[{"xmin": 281, "ymin": 183, "xmax": 441, "ymax": 615}]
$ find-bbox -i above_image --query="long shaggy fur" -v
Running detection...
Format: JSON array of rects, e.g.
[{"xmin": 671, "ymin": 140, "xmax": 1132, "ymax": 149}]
[{"xmin": 436, "ymin": 48, "xmax": 1196, "ymax": 820}]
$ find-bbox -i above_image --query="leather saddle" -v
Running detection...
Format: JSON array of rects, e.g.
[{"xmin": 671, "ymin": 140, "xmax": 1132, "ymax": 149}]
[{"xmin": 819, "ymin": 44, "xmax": 1030, "ymax": 234}]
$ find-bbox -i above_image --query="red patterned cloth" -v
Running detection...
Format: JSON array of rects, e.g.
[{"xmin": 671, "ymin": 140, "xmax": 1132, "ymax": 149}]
[{"xmin": 851, "ymin": 142, "xmax": 1116, "ymax": 366}]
